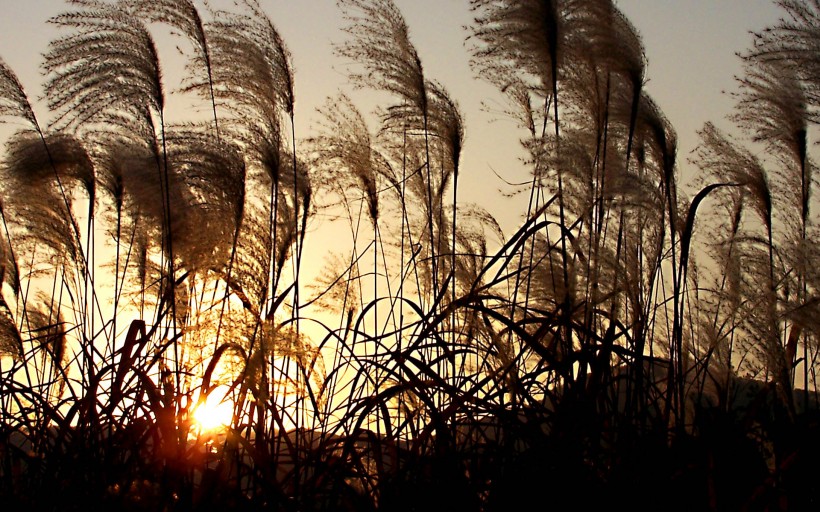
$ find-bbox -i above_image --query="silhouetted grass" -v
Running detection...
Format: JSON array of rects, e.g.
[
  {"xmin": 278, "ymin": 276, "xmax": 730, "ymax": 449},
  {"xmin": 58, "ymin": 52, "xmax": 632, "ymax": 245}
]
[{"xmin": 0, "ymin": 0, "xmax": 819, "ymax": 510}]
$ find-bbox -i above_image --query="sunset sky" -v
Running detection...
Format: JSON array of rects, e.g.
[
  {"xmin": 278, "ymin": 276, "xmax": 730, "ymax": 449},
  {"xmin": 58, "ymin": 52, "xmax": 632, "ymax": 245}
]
[{"xmin": 0, "ymin": 0, "xmax": 785, "ymax": 233}]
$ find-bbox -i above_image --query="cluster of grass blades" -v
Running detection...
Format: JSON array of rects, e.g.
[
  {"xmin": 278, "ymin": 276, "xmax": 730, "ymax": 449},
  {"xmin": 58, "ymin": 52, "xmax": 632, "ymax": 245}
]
[{"xmin": 1, "ymin": 0, "xmax": 820, "ymax": 510}]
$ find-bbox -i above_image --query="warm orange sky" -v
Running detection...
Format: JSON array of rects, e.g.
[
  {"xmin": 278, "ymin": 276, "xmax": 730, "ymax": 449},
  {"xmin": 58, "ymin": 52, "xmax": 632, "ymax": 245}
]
[{"xmin": 0, "ymin": 0, "xmax": 785, "ymax": 234}]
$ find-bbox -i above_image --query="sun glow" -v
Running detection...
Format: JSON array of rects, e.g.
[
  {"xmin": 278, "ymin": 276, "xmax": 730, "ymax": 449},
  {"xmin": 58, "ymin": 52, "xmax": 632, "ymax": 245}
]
[{"xmin": 192, "ymin": 389, "xmax": 234, "ymax": 432}]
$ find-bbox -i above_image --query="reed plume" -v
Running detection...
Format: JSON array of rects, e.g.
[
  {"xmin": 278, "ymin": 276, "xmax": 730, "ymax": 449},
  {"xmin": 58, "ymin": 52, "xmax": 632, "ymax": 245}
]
[
  {"xmin": 161, "ymin": 127, "xmax": 246, "ymax": 271},
  {"xmin": 732, "ymin": 41, "xmax": 816, "ymax": 405},
  {"xmin": 311, "ymin": 94, "xmax": 381, "ymax": 225},
  {"xmin": 694, "ymin": 123, "xmax": 792, "ymax": 410},
  {"xmin": 748, "ymin": 0, "xmax": 820, "ymax": 115},
  {"xmin": 338, "ymin": 0, "xmax": 445, "ymax": 299},
  {"xmin": 0, "ymin": 58, "xmax": 37, "ymax": 127},
  {"xmin": 337, "ymin": 0, "xmax": 427, "ymax": 117},
  {"xmin": 43, "ymin": 1, "xmax": 164, "ymax": 132},
  {"xmin": 2, "ymin": 132, "xmax": 90, "ymax": 273},
  {"xmin": 469, "ymin": 0, "xmax": 567, "ymax": 99},
  {"xmin": 125, "ymin": 0, "xmax": 220, "ymax": 133}
]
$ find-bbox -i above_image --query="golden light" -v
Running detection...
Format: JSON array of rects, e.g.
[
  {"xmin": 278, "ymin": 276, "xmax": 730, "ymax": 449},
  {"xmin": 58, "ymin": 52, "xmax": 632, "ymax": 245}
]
[{"xmin": 192, "ymin": 388, "xmax": 234, "ymax": 432}]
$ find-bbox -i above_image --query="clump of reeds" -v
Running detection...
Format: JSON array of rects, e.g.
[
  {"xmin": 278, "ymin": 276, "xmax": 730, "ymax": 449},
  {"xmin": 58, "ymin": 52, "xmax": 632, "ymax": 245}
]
[{"xmin": 0, "ymin": 0, "xmax": 818, "ymax": 510}]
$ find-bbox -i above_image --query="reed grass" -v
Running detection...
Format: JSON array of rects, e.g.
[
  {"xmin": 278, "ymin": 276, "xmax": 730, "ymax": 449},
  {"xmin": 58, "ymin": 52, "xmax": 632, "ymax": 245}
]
[{"xmin": 0, "ymin": 0, "xmax": 818, "ymax": 510}]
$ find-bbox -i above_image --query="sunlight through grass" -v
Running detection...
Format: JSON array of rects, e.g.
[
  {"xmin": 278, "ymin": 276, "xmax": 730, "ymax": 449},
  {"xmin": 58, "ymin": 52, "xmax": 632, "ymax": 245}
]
[{"xmin": 192, "ymin": 388, "xmax": 234, "ymax": 432}]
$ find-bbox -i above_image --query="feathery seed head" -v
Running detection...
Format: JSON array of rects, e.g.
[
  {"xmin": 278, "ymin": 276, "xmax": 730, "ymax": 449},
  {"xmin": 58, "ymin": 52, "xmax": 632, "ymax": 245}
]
[
  {"xmin": 44, "ymin": 2, "xmax": 165, "ymax": 130},
  {"xmin": 0, "ymin": 57, "xmax": 37, "ymax": 127}
]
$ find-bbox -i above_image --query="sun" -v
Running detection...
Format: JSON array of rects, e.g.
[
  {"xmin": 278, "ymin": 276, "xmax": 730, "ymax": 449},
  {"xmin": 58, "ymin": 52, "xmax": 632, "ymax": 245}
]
[{"xmin": 192, "ymin": 388, "xmax": 234, "ymax": 432}]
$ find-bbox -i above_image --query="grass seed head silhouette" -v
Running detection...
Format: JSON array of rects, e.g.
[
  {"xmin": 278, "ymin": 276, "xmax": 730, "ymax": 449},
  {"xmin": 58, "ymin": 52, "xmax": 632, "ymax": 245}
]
[
  {"xmin": 0, "ymin": 58, "xmax": 37, "ymax": 127},
  {"xmin": 312, "ymin": 93, "xmax": 381, "ymax": 225},
  {"xmin": 469, "ymin": 0, "xmax": 564, "ymax": 97},
  {"xmin": 44, "ymin": 2, "xmax": 164, "ymax": 131},
  {"xmin": 338, "ymin": 0, "xmax": 428, "ymax": 117}
]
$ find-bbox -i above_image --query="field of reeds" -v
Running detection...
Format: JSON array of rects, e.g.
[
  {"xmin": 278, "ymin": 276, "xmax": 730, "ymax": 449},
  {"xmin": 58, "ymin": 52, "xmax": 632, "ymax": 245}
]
[{"xmin": 1, "ymin": 0, "xmax": 819, "ymax": 510}]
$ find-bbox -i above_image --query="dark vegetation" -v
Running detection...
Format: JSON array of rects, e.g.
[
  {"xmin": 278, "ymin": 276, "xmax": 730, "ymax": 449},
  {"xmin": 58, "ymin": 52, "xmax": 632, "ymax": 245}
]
[{"xmin": 1, "ymin": 0, "xmax": 819, "ymax": 509}]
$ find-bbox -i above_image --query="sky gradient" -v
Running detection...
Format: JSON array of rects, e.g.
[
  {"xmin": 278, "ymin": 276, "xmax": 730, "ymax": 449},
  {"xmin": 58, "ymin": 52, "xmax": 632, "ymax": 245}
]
[{"xmin": 0, "ymin": 0, "xmax": 786, "ymax": 233}]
